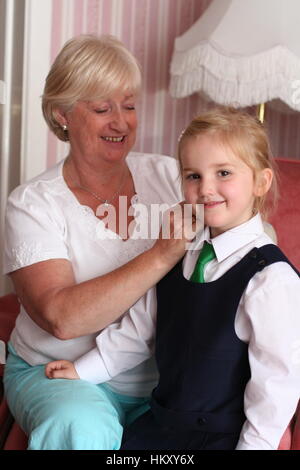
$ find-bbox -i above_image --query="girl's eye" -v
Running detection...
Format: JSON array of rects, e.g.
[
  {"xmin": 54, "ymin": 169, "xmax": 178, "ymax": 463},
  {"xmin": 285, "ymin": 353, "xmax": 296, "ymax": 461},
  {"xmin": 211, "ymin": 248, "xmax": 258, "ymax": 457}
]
[
  {"xmin": 186, "ymin": 173, "xmax": 200, "ymax": 180},
  {"xmin": 125, "ymin": 104, "xmax": 136, "ymax": 111},
  {"xmin": 218, "ymin": 170, "xmax": 231, "ymax": 177}
]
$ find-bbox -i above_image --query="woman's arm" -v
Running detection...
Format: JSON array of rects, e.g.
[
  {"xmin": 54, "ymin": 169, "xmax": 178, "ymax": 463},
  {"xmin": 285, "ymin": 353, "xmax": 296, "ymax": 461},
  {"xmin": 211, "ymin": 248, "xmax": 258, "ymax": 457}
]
[
  {"xmin": 45, "ymin": 286, "xmax": 156, "ymax": 382},
  {"xmin": 11, "ymin": 245, "xmax": 165, "ymax": 340},
  {"xmin": 11, "ymin": 205, "xmax": 198, "ymax": 340}
]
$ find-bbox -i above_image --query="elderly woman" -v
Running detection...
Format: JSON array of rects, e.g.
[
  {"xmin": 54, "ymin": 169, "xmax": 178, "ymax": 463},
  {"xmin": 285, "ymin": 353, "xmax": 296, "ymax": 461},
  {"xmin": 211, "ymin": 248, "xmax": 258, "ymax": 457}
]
[{"xmin": 3, "ymin": 35, "xmax": 189, "ymax": 450}]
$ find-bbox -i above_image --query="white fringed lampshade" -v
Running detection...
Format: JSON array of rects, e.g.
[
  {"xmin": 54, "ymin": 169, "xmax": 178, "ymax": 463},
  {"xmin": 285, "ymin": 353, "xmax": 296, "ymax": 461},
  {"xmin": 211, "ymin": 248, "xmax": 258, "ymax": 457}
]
[{"xmin": 169, "ymin": 0, "xmax": 300, "ymax": 111}]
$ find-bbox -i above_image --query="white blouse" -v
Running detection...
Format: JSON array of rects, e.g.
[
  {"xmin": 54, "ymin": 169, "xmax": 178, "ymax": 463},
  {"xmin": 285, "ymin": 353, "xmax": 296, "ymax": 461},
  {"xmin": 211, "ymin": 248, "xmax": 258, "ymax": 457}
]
[
  {"xmin": 74, "ymin": 215, "xmax": 300, "ymax": 450},
  {"xmin": 4, "ymin": 152, "xmax": 183, "ymax": 397}
]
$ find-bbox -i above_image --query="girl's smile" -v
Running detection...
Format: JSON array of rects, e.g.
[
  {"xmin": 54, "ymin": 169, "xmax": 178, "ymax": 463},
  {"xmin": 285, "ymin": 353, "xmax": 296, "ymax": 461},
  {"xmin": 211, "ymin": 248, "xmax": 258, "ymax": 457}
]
[{"xmin": 203, "ymin": 200, "xmax": 226, "ymax": 208}]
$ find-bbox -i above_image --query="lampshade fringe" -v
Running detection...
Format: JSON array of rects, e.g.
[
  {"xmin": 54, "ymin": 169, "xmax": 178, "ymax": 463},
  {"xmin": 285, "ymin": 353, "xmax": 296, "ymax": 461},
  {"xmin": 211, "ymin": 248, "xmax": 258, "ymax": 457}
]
[{"xmin": 170, "ymin": 41, "xmax": 300, "ymax": 111}]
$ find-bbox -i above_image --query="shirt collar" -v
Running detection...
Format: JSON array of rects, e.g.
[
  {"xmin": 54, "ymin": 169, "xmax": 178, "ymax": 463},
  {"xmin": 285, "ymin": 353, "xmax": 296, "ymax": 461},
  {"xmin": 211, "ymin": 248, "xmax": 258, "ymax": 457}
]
[{"xmin": 190, "ymin": 214, "xmax": 265, "ymax": 262}]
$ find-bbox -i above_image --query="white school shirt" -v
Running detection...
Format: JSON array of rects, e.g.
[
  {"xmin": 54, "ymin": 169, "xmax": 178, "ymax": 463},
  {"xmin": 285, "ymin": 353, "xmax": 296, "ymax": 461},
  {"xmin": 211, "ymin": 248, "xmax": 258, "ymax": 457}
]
[
  {"xmin": 74, "ymin": 214, "xmax": 300, "ymax": 450},
  {"xmin": 3, "ymin": 152, "xmax": 183, "ymax": 397}
]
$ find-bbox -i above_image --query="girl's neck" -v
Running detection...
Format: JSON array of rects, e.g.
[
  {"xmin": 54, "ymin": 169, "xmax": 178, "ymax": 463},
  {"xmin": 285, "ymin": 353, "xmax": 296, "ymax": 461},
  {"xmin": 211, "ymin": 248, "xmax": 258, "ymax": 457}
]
[{"xmin": 209, "ymin": 213, "xmax": 259, "ymax": 239}]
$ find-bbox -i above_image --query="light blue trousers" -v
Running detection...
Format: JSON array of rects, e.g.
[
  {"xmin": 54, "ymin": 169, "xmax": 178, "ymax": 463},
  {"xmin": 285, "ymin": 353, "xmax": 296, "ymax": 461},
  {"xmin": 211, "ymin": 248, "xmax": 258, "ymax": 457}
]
[{"xmin": 3, "ymin": 344, "xmax": 150, "ymax": 450}]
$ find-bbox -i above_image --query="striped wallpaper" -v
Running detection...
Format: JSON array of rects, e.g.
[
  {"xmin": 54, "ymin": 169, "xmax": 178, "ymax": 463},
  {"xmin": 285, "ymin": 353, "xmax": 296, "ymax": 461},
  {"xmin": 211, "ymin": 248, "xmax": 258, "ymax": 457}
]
[{"xmin": 47, "ymin": 0, "xmax": 300, "ymax": 168}]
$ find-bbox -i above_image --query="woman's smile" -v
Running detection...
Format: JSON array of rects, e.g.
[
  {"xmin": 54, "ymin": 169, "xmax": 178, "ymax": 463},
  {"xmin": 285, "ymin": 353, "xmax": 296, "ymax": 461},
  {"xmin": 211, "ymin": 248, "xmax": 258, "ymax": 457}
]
[{"xmin": 101, "ymin": 136, "xmax": 126, "ymax": 143}]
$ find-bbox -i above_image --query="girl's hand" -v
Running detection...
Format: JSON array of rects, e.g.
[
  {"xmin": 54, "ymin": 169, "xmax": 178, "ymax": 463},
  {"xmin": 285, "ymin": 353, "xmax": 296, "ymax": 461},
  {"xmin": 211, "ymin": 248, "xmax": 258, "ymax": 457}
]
[{"xmin": 45, "ymin": 360, "xmax": 80, "ymax": 380}]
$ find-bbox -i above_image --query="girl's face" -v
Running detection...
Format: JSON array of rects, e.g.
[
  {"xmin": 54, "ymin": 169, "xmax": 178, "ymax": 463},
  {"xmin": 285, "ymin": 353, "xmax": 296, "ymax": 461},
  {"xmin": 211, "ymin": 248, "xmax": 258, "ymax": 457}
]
[{"xmin": 181, "ymin": 134, "xmax": 268, "ymax": 238}]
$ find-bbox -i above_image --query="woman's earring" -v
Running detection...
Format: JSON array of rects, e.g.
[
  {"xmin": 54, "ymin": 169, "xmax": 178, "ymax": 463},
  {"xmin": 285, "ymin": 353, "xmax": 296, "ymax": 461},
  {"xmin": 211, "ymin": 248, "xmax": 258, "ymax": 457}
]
[{"xmin": 62, "ymin": 125, "xmax": 67, "ymax": 132}]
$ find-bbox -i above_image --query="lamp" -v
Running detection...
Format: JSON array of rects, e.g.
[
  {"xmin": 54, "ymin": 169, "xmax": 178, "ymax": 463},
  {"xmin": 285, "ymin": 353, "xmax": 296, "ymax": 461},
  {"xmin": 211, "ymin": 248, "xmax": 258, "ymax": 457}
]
[{"xmin": 169, "ymin": 0, "xmax": 300, "ymax": 112}]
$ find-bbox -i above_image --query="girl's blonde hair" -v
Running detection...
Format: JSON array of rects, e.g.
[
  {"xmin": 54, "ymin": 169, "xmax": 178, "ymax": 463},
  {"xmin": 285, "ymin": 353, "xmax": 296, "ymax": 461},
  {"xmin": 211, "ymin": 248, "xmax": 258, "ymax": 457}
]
[
  {"xmin": 42, "ymin": 34, "xmax": 141, "ymax": 142},
  {"xmin": 178, "ymin": 107, "xmax": 278, "ymax": 219}
]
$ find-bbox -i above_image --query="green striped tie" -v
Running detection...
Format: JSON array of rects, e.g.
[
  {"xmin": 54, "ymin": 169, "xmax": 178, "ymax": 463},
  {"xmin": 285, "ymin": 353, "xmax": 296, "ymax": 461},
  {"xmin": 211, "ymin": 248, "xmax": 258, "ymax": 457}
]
[{"xmin": 190, "ymin": 241, "xmax": 216, "ymax": 283}]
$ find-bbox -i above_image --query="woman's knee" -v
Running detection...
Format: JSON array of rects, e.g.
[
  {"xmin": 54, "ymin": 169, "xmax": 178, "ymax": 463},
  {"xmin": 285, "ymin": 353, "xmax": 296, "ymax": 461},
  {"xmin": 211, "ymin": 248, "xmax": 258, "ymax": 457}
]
[
  {"xmin": 4, "ymin": 359, "xmax": 124, "ymax": 450},
  {"xmin": 28, "ymin": 388, "xmax": 124, "ymax": 450},
  {"xmin": 29, "ymin": 401, "xmax": 123, "ymax": 450}
]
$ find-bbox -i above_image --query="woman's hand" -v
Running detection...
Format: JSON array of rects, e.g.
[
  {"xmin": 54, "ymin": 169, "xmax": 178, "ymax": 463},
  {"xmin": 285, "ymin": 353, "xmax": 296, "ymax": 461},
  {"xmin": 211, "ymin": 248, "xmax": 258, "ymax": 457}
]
[
  {"xmin": 45, "ymin": 360, "xmax": 80, "ymax": 380},
  {"xmin": 152, "ymin": 202, "xmax": 203, "ymax": 267}
]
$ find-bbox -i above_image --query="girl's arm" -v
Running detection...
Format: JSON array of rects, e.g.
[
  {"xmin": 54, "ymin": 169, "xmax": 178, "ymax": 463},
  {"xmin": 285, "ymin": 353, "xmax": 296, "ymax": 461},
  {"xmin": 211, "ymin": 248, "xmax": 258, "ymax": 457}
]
[
  {"xmin": 45, "ymin": 287, "xmax": 157, "ymax": 383},
  {"xmin": 236, "ymin": 263, "xmax": 300, "ymax": 450}
]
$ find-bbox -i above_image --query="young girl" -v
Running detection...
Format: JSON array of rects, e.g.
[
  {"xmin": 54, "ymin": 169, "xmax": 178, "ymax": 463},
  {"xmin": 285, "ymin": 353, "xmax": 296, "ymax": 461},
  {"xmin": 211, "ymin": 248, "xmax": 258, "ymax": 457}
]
[{"xmin": 46, "ymin": 108, "xmax": 300, "ymax": 450}]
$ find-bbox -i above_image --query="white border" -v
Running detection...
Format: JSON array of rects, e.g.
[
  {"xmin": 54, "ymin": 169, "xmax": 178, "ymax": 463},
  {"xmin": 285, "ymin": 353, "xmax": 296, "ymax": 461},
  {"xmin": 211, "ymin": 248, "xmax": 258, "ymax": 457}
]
[
  {"xmin": 20, "ymin": 0, "xmax": 53, "ymax": 183},
  {"xmin": 0, "ymin": 0, "xmax": 14, "ymax": 295},
  {"xmin": 0, "ymin": 0, "xmax": 13, "ymax": 206}
]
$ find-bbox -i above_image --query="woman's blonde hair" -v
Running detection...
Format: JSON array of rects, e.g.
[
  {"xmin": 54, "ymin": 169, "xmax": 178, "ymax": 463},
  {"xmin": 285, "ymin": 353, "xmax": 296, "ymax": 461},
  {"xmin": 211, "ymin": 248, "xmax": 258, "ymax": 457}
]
[
  {"xmin": 178, "ymin": 107, "xmax": 278, "ymax": 219},
  {"xmin": 42, "ymin": 34, "xmax": 142, "ymax": 141}
]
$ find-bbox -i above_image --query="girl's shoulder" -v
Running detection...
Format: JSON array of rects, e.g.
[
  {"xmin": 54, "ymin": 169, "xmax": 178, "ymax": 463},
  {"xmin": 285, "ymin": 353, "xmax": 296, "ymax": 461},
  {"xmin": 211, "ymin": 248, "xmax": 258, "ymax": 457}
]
[
  {"xmin": 256, "ymin": 242, "xmax": 299, "ymax": 278},
  {"xmin": 246, "ymin": 247, "xmax": 299, "ymax": 298}
]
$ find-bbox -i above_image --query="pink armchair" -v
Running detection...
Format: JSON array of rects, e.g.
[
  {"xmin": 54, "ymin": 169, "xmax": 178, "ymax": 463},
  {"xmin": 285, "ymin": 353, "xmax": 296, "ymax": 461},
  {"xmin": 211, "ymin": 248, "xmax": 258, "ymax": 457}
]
[
  {"xmin": 0, "ymin": 294, "xmax": 27, "ymax": 450},
  {"xmin": 0, "ymin": 158, "xmax": 299, "ymax": 450},
  {"xmin": 269, "ymin": 158, "xmax": 300, "ymax": 270},
  {"xmin": 270, "ymin": 158, "xmax": 300, "ymax": 449}
]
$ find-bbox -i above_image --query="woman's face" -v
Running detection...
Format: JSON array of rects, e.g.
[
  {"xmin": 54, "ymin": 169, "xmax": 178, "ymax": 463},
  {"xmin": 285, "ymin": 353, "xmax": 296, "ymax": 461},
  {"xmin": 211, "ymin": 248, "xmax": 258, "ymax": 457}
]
[{"xmin": 62, "ymin": 92, "xmax": 138, "ymax": 165}]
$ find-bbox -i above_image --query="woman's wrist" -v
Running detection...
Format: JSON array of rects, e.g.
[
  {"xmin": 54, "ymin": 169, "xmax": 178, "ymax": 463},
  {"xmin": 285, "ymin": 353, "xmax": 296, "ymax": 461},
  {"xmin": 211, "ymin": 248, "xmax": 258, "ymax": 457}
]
[{"xmin": 148, "ymin": 240, "xmax": 184, "ymax": 273}]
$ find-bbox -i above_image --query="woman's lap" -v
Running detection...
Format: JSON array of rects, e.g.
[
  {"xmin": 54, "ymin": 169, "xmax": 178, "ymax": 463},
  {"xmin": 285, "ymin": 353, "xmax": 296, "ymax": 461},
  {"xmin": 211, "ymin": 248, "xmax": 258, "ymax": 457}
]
[{"xmin": 4, "ymin": 345, "xmax": 149, "ymax": 450}]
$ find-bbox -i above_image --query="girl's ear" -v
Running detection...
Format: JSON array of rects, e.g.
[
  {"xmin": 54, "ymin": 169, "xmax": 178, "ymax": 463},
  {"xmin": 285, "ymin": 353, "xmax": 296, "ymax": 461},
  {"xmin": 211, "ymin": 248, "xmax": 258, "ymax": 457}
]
[{"xmin": 254, "ymin": 168, "xmax": 273, "ymax": 197}]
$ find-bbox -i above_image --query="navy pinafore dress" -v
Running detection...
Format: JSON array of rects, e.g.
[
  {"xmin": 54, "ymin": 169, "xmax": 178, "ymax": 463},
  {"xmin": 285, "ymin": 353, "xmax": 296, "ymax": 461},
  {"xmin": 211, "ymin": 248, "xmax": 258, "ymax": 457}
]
[{"xmin": 121, "ymin": 245, "xmax": 299, "ymax": 450}]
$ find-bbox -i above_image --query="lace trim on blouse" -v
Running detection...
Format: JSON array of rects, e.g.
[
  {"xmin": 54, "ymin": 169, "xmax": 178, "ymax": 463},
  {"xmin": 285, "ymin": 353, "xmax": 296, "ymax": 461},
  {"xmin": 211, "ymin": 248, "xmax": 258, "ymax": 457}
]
[
  {"xmin": 8, "ymin": 241, "xmax": 65, "ymax": 272},
  {"xmin": 8, "ymin": 182, "xmax": 154, "ymax": 271}
]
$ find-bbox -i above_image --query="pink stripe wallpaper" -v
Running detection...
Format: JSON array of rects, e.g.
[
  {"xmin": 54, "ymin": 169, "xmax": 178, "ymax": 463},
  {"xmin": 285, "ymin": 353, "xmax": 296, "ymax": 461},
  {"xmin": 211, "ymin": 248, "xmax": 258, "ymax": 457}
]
[{"xmin": 47, "ymin": 0, "xmax": 300, "ymax": 168}]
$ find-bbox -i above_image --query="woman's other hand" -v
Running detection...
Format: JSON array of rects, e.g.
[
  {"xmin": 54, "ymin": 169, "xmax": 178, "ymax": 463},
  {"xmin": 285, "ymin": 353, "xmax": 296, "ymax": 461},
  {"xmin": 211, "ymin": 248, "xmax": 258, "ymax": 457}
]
[{"xmin": 45, "ymin": 360, "xmax": 80, "ymax": 380}]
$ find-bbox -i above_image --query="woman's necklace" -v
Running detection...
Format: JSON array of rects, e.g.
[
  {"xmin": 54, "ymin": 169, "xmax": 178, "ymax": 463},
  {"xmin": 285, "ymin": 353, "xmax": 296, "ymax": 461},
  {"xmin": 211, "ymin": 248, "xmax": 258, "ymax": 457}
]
[{"xmin": 77, "ymin": 168, "xmax": 128, "ymax": 207}]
